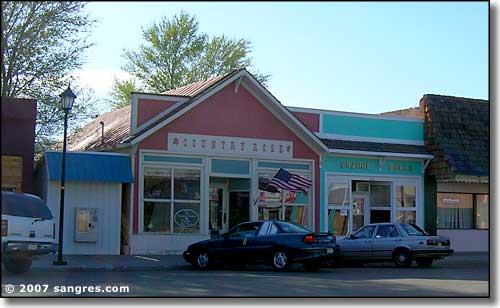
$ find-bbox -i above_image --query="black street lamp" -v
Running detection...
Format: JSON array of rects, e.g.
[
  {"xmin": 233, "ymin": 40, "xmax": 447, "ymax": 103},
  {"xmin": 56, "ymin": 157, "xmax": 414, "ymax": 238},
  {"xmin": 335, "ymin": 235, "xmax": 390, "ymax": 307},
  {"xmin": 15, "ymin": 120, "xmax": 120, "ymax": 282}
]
[{"xmin": 53, "ymin": 85, "xmax": 76, "ymax": 266}]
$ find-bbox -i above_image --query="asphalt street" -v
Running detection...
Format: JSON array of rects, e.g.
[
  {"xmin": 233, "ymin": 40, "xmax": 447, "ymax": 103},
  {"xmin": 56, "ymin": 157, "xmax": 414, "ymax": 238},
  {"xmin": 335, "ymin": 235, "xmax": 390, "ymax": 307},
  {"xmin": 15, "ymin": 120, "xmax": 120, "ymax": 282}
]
[{"xmin": 1, "ymin": 258, "xmax": 489, "ymax": 297}]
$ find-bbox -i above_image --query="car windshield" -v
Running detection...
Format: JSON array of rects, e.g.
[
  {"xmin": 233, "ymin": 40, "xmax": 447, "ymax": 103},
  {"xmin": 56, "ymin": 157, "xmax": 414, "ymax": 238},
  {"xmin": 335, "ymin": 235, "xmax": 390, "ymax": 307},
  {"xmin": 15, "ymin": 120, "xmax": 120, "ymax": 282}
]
[
  {"xmin": 1, "ymin": 192, "xmax": 53, "ymax": 219},
  {"xmin": 275, "ymin": 221, "xmax": 311, "ymax": 233},
  {"xmin": 401, "ymin": 223, "xmax": 428, "ymax": 236}
]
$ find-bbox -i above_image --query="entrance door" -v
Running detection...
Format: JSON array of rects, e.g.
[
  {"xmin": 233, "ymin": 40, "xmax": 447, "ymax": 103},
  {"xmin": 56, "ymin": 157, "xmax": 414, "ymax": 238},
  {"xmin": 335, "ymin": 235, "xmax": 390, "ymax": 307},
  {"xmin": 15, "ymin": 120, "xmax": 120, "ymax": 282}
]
[
  {"xmin": 352, "ymin": 193, "xmax": 369, "ymax": 232},
  {"xmin": 209, "ymin": 184, "xmax": 228, "ymax": 236},
  {"xmin": 228, "ymin": 191, "xmax": 250, "ymax": 230}
]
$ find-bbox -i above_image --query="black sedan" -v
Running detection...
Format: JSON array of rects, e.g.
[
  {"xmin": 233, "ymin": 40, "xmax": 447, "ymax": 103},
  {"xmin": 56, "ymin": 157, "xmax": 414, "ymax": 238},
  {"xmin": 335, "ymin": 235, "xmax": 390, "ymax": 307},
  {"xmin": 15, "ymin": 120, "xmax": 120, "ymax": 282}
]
[{"xmin": 183, "ymin": 220, "xmax": 339, "ymax": 271}]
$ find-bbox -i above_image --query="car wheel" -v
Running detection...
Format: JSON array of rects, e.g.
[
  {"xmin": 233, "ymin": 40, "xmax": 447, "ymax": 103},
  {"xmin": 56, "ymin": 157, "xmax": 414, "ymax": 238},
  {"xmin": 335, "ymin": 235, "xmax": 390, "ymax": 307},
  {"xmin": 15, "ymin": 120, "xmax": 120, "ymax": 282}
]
[
  {"xmin": 272, "ymin": 250, "xmax": 292, "ymax": 271},
  {"xmin": 393, "ymin": 249, "xmax": 412, "ymax": 268},
  {"xmin": 193, "ymin": 251, "xmax": 210, "ymax": 270},
  {"xmin": 416, "ymin": 258, "xmax": 433, "ymax": 268},
  {"xmin": 3, "ymin": 258, "xmax": 32, "ymax": 274}
]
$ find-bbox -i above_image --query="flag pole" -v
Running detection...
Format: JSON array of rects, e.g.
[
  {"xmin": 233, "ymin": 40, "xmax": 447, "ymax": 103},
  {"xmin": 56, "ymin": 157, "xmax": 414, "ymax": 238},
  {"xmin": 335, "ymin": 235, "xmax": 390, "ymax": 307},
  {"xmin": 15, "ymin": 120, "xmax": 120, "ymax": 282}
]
[{"xmin": 281, "ymin": 189, "xmax": 285, "ymax": 221}]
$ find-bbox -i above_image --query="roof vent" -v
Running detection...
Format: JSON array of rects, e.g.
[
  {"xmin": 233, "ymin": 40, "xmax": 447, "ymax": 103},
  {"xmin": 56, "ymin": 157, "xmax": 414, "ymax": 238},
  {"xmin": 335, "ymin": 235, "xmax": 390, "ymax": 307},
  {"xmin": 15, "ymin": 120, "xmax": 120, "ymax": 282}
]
[{"xmin": 99, "ymin": 121, "xmax": 105, "ymax": 144}]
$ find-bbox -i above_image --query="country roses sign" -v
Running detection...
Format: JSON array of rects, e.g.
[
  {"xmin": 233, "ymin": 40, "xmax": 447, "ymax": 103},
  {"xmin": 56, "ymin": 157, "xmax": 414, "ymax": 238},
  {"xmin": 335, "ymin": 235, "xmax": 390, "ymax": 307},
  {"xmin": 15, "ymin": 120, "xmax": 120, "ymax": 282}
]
[{"xmin": 167, "ymin": 133, "xmax": 293, "ymax": 158}]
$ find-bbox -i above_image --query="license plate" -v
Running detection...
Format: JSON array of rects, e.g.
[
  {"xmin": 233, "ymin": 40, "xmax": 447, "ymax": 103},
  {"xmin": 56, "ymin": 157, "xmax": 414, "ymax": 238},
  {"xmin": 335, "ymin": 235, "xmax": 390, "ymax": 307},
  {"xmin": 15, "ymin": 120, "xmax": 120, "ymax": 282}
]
[
  {"xmin": 326, "ymin": 248, "xmax": 334, "ymax": 254},
  {"xmin": 28, "ymin": 244, "xmax": 37, "ymax": 250},
  {"xmin": 437, "ymin": 243, "xmax": 442, "ymax": 247}
]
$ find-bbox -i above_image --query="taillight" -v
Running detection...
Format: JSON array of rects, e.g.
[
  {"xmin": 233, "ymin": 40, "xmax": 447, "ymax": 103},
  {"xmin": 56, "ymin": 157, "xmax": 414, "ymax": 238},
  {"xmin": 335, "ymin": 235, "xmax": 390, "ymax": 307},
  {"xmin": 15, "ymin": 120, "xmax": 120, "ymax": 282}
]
[
  {"xmin": 303, "ymin": 234, "xmax": 318, "ymax": 243},
  {"xmin": 53, "ymin": 223, "xmax": 56, "ymax": 239},
  {"xmin": 332, "ymin": 235, "xmax": 336, "ymax": 243},
  {"xmin": 2, "ymin": 220, "xmax": 7, "ymax": 236}
]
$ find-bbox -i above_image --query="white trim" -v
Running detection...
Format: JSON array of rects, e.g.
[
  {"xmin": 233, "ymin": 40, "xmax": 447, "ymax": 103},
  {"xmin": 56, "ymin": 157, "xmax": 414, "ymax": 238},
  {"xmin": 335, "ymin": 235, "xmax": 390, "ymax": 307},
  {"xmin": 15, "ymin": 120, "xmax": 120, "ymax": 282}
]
[
  {"xmin": 317, "ymin": 132, "xmax": 424, "ymax": 146},
  {"xmin": 210, "ymin": 173, "xmax": 251, "ymax": 179},
  {"xmin": 46, "ymin": 150, "xmax": 130, "ymax": 157},
  {"xmin": 328, "ymin": 149, "xmax": 433, "ymax": 160},
  {"xmin": 287, "ymin": 106, "xmax": 424, "ymax": 123},
  {"xmin": 131, "ymin": 93, "xmax": 189, "ymax": 135},
  {"xmin": 319, "ymin": 113, "xmax": 323, "ymax": 134}
]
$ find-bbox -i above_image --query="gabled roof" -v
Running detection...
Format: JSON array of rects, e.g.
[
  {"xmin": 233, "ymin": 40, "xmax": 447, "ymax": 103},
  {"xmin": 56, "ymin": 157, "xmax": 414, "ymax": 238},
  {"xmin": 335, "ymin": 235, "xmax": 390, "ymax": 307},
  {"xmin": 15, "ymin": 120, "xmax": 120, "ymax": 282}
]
[
  {"xmin": 423, "ymin": 94, "xmax": 489, "ymax": 183},
  {"xmin": 162, "ymin": 72, "xmax": 232, "ymax": 96},
  {"xmin": 45, "ymin": 151, "xmax": 133, "ymax": 183},
  {"xmin": 67, "ymin": 105, "xmax": 131, "ymax": 151},
  {"xmin": 67, "ymin": 68, "xmax": 327, "ymax": 154}
]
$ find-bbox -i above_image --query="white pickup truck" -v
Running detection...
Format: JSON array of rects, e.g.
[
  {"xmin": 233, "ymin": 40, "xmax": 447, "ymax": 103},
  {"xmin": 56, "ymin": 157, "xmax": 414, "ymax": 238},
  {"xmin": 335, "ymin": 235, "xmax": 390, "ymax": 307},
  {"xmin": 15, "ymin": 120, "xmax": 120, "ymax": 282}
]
[{"xmin": 1, "ymin": 191, "xmax": 58, "ymax": 274}]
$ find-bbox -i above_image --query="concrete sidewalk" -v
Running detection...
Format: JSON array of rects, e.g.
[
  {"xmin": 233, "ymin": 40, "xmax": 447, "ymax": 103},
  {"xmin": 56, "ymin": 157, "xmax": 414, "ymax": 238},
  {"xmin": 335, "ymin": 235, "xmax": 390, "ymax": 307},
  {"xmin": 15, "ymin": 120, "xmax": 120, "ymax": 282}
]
[
  {"xmin": 28, "ymin": 254, "xmax": 188, "ymax": 272},
  {"xmin": 20, "ymin": 252, "xmax": 488, "ymax": 273}
]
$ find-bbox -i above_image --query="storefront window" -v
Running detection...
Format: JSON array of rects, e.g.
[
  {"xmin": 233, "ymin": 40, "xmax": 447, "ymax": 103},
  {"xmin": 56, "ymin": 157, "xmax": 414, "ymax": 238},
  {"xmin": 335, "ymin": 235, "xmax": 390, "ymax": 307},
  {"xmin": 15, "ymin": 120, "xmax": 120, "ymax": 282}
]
[
  {"xmin": 143, "ymin": 168, "xmax": 171, "ymax": 199},
  {"xmin": 173, "ymin": 202, "xmax": 200, "ymax": 233},
  {"xmin": 174, "ymin": 169, "xmax": 200, "ymax": 200},
  {"xmin": 327, "ymin": 208, "xmax": 349, "ymax": 236},
  {"xmin": 257, "ymin": 171, "xmax": 311, "ymax": 228},
  {"xmin": 144, "ymin": 202, "xmax": 170, "ymax": 232},
  {"xmin": 370, "ymin": 184, "xmax": 391, "ymax": 207},
  {"xmin": 396, "ymin": 185, "xmax": 416, "ymax": 207},
  {"xmin": 437, "ymin": 193, "xmax": 473, "ymax": 229},
  {"xmin": 475, "ymin": 194, "xmax": 489, "ymax": 229},
  {"xmin": 285, "ymin": 205, "xmax": 307, "ymax": 226},
  {"xmin": 370, "ymin": 210, "xmax": 391, "ymax": 224},
  {"xmin": 328, "ymin": 183, "xmax": 349, "ymax": 206},
  {"xmin": 143, "ymin": 167, "xmax": 201, "ymax": 234},
  {"xmin": 395, "ymin": 210, "xmax": 416, "ymax": 224}
]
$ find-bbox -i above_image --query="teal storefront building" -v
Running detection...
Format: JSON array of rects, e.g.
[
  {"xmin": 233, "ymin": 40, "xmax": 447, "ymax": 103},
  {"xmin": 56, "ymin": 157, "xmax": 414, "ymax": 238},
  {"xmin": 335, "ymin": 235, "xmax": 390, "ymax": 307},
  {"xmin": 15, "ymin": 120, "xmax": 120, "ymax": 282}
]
[{"xmin": 289, "ymin": 107, "xmax": 433, "ymax": 237}]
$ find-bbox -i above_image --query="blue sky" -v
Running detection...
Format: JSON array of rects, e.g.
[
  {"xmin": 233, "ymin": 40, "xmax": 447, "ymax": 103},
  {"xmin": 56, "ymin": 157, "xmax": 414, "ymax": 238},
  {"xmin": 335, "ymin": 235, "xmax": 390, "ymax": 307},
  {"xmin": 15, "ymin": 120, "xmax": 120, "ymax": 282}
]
[{"xmin": 79, "ymin": 1, "xmax": 489, "ymax": 114}]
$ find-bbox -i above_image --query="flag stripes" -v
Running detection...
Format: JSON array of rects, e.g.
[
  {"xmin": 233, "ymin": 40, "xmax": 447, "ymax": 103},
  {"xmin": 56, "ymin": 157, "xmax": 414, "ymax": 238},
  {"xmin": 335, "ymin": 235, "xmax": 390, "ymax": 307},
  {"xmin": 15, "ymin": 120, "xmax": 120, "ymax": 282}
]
[{"xmin": 268, "ymin": 168, "xmax": 312, "ymax": 192}]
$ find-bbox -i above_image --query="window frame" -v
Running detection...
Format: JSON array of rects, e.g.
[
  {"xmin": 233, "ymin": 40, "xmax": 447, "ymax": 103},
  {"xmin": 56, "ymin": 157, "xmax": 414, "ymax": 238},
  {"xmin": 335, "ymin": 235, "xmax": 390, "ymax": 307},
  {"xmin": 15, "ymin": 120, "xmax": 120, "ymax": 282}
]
[
  {"xmin": 141, "ymin": 164, "xmax": 202, "ymax": 234},
  {"xmin": 436, "ymin": 191, "xmax": 489, "ymax": 230}
]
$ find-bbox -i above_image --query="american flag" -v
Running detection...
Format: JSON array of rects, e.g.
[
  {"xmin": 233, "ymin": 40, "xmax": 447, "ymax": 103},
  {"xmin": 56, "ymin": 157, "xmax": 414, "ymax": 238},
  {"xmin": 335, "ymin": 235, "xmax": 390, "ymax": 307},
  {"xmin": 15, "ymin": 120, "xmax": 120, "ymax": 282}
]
[{"xmin": 268, "ymin": 168, "xmax": 312, "ymax": 192}]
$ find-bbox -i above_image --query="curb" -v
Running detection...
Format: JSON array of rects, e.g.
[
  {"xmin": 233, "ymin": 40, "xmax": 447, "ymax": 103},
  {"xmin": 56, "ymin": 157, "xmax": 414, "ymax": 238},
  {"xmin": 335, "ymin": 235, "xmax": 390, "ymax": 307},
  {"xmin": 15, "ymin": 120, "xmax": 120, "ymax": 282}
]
[{"xmin": 28, "ymin": 265, "xmax": 187, "ymax": 272}]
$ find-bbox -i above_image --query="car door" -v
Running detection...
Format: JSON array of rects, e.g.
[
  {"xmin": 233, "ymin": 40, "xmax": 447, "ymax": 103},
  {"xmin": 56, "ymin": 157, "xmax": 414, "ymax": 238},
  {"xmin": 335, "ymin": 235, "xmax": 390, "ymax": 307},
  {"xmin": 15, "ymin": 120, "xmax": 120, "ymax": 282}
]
[
  {"xmin": 245, "ymin": 221, "xmax": 279, "ymax": 263},
  {"xmin": 221, "ymin": 222, "xmax": 262, "ymax": 262},
  {"xmin": 340, "ymin": 225, "xmax": 376, "ymax": 259},
  {"xmin": 371, "ymin": 224, "xmax": 403, "ymax": 260}
]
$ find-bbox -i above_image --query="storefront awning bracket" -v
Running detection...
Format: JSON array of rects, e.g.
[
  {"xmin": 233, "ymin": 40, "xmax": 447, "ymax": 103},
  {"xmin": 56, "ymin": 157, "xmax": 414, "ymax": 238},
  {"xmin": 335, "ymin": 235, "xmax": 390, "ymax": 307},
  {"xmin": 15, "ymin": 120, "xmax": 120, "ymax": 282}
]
[
  {"xmin": 378, "ymin": 157, "xmax": 387, "ymax": 172},
  {"xmin": 422, "ymin": 159, "xmax": 431, "ymax": 174}
]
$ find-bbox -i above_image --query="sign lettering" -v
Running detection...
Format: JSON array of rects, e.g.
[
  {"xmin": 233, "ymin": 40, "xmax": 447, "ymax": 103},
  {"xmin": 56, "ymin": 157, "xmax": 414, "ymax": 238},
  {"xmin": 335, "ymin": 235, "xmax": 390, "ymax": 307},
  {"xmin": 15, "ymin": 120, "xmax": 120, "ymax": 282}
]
[{"xmin": 168, "ymin": 133, "xmax": 293, "ymax": 158}]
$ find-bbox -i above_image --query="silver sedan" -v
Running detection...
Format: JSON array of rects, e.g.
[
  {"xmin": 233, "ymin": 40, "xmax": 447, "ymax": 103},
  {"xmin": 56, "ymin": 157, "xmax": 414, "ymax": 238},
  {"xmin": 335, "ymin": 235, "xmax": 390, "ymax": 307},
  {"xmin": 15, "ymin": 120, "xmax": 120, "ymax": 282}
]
[{"xmin": 337, "ymin": 222, "xmax": 453, "ymax": 267}]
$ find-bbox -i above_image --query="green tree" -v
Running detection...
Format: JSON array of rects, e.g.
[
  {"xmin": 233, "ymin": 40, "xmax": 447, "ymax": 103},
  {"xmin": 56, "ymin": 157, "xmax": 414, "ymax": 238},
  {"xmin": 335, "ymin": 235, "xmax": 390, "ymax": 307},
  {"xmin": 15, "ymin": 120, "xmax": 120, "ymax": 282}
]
[
  {"xmin": 108, "ymin": 77, "xmax": 143, "ymax": 109},
  {"xmin": 118, "ymin": 11, "xmax": 268, "ymax": 103},
  {"xmin": 1, "ymin": 1, "xmax": 97, "ymax": 156}
]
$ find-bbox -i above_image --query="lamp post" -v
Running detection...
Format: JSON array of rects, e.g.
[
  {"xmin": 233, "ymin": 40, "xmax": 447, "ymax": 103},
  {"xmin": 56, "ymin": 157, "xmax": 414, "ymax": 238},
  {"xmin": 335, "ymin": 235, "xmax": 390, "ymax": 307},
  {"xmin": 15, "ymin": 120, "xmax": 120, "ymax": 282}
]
[{"xmin": 53, "ymin": 85, "xmax": 76, "ymax": 266}]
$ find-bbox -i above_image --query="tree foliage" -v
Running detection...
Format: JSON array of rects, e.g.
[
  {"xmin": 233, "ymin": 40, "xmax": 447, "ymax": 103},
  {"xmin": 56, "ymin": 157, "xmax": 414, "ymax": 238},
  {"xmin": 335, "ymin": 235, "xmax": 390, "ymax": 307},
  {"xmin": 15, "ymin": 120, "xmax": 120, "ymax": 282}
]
[
  {"xmin": 1, "ymin": 1, "xmax": 97, "ymax": 155},
  {"xmin": 113, "ymin": 11, "xmax": 269, "ymax": 107},
  {"xmin": 108, "ymin": 77, "xmax": 143, "ymax": 109}
]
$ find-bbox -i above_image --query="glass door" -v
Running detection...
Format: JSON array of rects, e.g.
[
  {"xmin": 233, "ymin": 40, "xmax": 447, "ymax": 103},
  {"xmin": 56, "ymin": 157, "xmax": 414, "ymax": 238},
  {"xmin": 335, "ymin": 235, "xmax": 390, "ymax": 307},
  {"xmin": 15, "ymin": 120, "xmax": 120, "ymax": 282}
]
[
  {"xmin": 352, "ymin": 192, "xmax": 369, "ymax": 231},
  {"xmin": 209, "ymin": 183, "xmax": 228, "ymax": 236}
]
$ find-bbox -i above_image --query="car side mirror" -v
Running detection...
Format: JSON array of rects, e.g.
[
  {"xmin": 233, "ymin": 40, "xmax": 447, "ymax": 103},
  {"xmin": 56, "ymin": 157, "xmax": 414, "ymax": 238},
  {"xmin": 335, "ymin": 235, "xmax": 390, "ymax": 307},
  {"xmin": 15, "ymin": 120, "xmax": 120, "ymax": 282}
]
[
  {"xmin": 221, "ymin": 233, "xmax": 229, "ymax": 239},
  {"xmin": 349, "ymin": 234, "xmax": 356, "ymax": 239}
]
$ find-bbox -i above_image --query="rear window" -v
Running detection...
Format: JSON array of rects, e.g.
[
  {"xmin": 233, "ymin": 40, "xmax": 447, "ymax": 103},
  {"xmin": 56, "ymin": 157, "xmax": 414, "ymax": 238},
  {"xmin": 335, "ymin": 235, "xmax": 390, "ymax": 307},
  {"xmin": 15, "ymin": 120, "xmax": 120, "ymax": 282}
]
[
  {"xmin": 1, "ymin": 192, "xmax": 53, "ymax": 219},
  {"xmin": 275, "ymin": 221, "xmax": 311, "ymax": 233},
  {"xmin": 401, "ymin": 223, "xmax": 428, "ymax": 236}
]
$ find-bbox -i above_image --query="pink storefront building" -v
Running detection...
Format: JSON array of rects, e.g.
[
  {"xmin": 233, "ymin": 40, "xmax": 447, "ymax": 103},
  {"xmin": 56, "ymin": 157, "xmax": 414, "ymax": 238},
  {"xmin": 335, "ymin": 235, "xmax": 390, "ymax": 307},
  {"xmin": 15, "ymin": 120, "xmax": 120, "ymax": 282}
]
[{"xmin": 68, "ymin": 69, "xmax": 327, "ymax": 254}]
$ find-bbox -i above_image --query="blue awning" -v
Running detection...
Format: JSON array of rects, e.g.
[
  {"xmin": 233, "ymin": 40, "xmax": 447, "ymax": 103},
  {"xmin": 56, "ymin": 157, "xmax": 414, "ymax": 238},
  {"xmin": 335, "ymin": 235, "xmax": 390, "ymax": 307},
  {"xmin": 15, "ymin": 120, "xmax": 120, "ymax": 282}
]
[{"xmin": 45, "ymin": 151, "xmax": 133, "ymax": 183}]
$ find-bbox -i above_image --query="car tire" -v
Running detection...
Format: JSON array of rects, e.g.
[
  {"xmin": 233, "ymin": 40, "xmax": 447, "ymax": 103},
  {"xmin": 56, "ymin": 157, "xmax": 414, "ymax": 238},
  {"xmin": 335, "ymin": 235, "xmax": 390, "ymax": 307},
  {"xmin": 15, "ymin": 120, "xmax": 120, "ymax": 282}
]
[
  {"xmin": 192, "ymin": 251, "xmax": 210, "ymax": 270},
  {"xmin": 272, "ymin": 250, "xmax": 293, "ymax": 271},
  {"xmin": 393, "ymin": 249, "xmax": 413, "ymax": 268},
  {"xmin": 3, "ymin": 258, "xmax": 32, "ymax": 274},
  {"xmin": 416, "ymin": 258, "xmax": 433, "ymax": 268}
]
